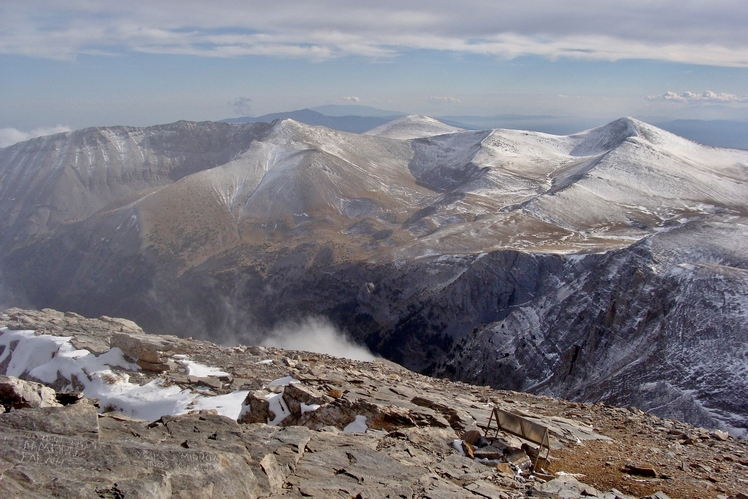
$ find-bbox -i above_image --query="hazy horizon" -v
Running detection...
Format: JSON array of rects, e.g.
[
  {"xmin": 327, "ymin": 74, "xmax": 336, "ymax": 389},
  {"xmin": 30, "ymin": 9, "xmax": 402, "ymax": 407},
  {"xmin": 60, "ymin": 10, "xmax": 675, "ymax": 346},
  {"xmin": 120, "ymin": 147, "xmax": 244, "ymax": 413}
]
[{"xmin": 2, "ymin": 1, "xmax": 747, "ymax": 141}]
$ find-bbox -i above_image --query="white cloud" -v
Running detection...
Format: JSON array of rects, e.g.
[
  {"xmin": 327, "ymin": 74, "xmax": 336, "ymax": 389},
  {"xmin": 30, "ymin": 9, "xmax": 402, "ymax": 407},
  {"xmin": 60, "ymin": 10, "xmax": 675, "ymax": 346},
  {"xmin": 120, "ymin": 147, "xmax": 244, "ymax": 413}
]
[
  {"xmin": 230, "ymin": 96, "xmax": 253, "ymax": 116},
  {"xmin": 0, "ymin": 125, "xmax": 71, "ymax": 148},
  {"xmin": 261, "ymin": 317, "xmax": 376, "ymax": 361},
  {"xmin": 341, "ymin": 96, "xmax": 360, "ymax": 103},
  {"xmin": 648, "ymin": 91, "xmax": 748, "ymax": 104},
  {"xmin": 1, "ymin": 1, "xmax": 748, "ymax": 67},
  {"xmin": 428, "ymin": 96, "xmax": 461, "ymax": 105}
]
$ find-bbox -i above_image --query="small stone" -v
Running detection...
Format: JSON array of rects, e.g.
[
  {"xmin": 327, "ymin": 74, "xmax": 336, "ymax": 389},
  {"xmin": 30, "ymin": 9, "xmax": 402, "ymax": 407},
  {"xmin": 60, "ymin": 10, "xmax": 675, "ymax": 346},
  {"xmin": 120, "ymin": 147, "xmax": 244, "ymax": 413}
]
[
  {"xmin": 711, "ymin": 430, "xmax": 729, "ymax": 441},
  {"xmin": 496, "ymin": 463, "xmax": 514, "ymax": 476},
  {"xmin": 237, "ymin": 390, "xmax": 272, "ymax": 424},
  {"xmin": 56, "ymin": 391, "xmax": 84, "ymax": 406},
  {"xmin": 581, "ymin": 484, "xmax": 599, "ymax": 496},
  {"xmin": 691, "ymin": 462, "xmax": 712, "ymax": 473},
  {"xmin": 260, "ymin": 453, "xmax": 286, "ymax": 491},
  {"xmin": 246, "ymin": 345, "xmax": 265, "ymax": 355},
  {"xmin": 231, "ymin": 378, "xmax": 263, "ymax": 390},
  {"xmin": 462, "ymin": 440, "xmax": 475, "ymax": 459},
  {"xmin": 473, "ymin": 446, "xmax": 504, "ymax": 460},
  {"xmin": 521, "ymin": 442, "xmax": 540, "ymax": 459},
  {"xmin": 463, "ymin": 479, "xmax": 507, "ymax": 498},
  {"xmin": 193, "ymin": 376, "xmax": 223, "ymax": 390},
  {"xmin": 282, "ymin": 383, "xmax": 333, "ymax": 417},
  {"xmin": 461, "ymin": 429, "xmax": 482, "ymax": 445},
  {"xmin": 136, "ymin": 359, "xmax": 174, "ymax": 372},
  {"xmin": 623, "ymin": 463, "xmax": 658, "ymax": 477},
  {"xmin": 642, "ymin": 492, "xmax": 672, "ymax": 499},
  {"xmin": 98, "ymin": 315, "xmax": 144, "ymax": 333}
]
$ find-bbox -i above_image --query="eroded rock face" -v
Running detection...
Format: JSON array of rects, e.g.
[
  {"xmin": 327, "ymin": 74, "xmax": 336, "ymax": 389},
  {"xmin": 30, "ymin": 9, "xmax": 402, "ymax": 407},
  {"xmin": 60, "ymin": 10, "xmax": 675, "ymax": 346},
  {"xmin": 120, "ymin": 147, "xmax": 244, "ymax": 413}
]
[{"xmin": 434, "ymin": 227, "xmax": 748, "ymax": 437}]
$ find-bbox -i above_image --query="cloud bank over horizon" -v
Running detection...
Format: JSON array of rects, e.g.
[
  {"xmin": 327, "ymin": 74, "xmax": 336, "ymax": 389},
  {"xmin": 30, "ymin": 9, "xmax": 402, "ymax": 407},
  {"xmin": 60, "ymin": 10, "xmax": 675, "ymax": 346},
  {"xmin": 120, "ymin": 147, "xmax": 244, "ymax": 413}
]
[
  {"xmin": 2, "ymin": 1, "xmax": 747, "ymax": 67},
  {"xmin": 648, "ymin": 91, "xmax": 748, "ymax": 104}
]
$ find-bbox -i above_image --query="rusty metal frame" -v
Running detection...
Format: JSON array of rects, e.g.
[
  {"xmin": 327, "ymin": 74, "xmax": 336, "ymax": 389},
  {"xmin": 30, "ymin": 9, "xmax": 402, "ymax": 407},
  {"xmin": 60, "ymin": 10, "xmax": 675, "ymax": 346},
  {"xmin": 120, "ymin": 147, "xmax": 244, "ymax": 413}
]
[{"xmin": 484, "ymin": 406, "xmax": 551, "ymax": 472}]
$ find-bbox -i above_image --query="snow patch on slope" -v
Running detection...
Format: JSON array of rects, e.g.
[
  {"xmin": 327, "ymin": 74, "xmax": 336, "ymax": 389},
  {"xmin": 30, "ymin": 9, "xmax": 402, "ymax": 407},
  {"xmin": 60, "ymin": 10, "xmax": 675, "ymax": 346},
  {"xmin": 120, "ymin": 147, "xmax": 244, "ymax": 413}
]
[{"xmin": 174, "ymin": 354, "xmax": 230, "ymax": 377}]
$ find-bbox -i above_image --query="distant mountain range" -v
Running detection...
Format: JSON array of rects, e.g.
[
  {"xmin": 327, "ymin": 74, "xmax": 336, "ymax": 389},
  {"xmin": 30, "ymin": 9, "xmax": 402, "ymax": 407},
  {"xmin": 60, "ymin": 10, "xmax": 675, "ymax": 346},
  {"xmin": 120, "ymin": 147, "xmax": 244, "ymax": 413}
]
[
  {"xmin": 223, "ymin": 105, "xmax": 748, "ymax": 149},
  {"xmin": 221, "ymin": 108, "xmax": 401, "ymax": 134},
  {"xmin": 2, "ymin": 115, "xmax": 747, "ymax": 436},
  {"xmin": 651, "ymin": 119, "xmax": 748, "ymax": 150}
]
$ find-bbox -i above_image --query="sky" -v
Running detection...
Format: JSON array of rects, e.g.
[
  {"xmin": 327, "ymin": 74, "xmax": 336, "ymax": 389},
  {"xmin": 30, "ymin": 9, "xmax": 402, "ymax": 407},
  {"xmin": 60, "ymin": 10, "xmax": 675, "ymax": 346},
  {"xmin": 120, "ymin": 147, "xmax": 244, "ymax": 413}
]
[{"xmin": 2, "ymin": 1, "xmax": 748, "ymax": 145}]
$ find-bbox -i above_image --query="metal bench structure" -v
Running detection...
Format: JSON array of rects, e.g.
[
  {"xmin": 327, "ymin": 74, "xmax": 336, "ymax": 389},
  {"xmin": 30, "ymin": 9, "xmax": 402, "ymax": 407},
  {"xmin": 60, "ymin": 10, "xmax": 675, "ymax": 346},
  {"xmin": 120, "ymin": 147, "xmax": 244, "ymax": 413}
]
[{"xmin": 483, "ymin": 406, "xmax": 551, "ymax": 472}]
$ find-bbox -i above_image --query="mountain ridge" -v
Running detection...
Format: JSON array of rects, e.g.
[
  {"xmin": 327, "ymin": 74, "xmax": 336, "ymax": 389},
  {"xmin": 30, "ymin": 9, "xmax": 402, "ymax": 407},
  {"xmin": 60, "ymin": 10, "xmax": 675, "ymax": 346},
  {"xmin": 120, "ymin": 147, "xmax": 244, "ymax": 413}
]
[
  {"xmin": 216, "ymin": 104, "xmax": 748, "ymax": 149},
  {"xmin": 1, "ymin": 116, "xmax": 746, "ymax": 437},
  {"xmin": 221, "ymin": 108, "xmax": 401, "ymax": 134}
]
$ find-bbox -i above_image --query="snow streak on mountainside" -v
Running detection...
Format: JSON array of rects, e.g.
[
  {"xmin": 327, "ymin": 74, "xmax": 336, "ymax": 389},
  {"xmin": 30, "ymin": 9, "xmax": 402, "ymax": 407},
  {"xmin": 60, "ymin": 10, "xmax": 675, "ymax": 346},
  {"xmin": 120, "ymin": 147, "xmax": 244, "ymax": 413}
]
[{"xmin": 0, "ymin": 116, "xmax": 747, "ymax": 435}]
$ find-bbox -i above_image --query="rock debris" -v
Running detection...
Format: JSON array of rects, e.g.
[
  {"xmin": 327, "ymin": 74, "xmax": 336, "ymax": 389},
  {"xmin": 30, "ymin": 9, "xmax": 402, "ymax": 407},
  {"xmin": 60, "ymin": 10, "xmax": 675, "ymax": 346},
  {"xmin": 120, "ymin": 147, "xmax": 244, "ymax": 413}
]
[{"xmin": 1, "ymin": 308, "xmax": 747, "ymax": 498}]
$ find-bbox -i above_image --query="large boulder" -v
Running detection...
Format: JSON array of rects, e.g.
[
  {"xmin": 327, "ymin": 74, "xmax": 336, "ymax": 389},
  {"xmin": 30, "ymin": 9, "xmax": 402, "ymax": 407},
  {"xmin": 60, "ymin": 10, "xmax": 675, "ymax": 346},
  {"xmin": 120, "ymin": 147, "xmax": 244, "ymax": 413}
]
[
  {"xmin": 0, "ymin": 375, "xmax": 61, "ymax": 411},
  {"xmin": 110, "ymin": 332, "xmax": 174, "ymax": 367}
]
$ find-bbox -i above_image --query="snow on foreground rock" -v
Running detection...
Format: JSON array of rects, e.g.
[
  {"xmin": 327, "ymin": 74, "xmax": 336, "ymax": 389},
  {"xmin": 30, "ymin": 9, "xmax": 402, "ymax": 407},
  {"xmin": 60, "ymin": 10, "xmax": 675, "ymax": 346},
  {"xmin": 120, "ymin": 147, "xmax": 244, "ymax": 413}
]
[
  {"xmin": 1, "ymin": 308, "xmax": 748, "ymax": 499},
  {"xmin": 0, "ymin": 328, "xmax": 249, "ymax": 421}
]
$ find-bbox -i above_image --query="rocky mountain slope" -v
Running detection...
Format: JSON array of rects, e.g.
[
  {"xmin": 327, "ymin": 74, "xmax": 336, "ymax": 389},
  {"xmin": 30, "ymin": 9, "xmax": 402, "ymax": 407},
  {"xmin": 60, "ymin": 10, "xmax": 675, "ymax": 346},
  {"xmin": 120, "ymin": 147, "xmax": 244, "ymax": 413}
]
[
  {"xmin": 0, "ymin": 117, "xmax": 746, "ymax": 437},
  {"xmin": 2, "ymin": 308, "xmax": 748, "ymax": 498}
]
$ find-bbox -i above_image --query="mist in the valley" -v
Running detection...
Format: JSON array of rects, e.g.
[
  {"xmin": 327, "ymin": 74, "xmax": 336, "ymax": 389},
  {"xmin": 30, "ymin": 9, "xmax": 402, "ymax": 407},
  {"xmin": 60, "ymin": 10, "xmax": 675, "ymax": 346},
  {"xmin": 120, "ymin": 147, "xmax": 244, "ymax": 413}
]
[
  {"xmin": 261, "ymin": 317, "xmax": 376, "ymax": 362},
  {"xmin": 0, "ymin": 270, "xmax": 31, "ymax": 312},
  {"xmin": 146, "ymin": 284, "xmax": 376, "ymax": 361}
]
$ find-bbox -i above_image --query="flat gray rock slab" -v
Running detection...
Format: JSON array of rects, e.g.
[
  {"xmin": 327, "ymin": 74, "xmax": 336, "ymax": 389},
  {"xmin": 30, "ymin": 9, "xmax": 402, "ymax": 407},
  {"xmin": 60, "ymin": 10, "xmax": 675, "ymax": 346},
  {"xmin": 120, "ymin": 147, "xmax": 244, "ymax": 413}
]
[{"xmin": 0, "ymin": 398, "xmax": 99, "ymax": 439}]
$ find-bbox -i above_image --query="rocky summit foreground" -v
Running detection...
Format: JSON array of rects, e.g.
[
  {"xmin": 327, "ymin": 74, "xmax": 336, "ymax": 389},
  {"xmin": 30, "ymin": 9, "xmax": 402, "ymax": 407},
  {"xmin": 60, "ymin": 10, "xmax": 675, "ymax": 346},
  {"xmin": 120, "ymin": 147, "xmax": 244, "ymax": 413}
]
[{"xmin": 1, "ymin": 308, "xmax": 747, "ymax": 498}]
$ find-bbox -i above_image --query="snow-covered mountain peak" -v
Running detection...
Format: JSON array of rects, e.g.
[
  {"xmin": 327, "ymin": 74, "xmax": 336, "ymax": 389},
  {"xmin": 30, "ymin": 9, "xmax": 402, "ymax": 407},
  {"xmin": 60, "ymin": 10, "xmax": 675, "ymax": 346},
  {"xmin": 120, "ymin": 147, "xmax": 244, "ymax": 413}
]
[
  {"xmin": 568, "ymin": 117, "xmax": 640, "ymax": 156},
  {"xmin": 265, "ymin": 117, "xmax": 313, "ymax": 137},
  {"xmin": 565, "ymin": 116, "xmax": 712, "ymax": 157},
  {"xmin": 364, "ymin": 115, "xmax": 463, "ymax": 139}
]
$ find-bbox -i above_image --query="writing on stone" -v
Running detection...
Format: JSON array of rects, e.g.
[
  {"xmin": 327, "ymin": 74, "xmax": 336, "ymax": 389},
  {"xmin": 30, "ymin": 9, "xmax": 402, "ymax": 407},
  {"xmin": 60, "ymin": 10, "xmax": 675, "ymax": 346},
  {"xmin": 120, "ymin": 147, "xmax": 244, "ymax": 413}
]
[{"xmin": 2, "ymin": 434, "xmax": 220, "ymax": 470}]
